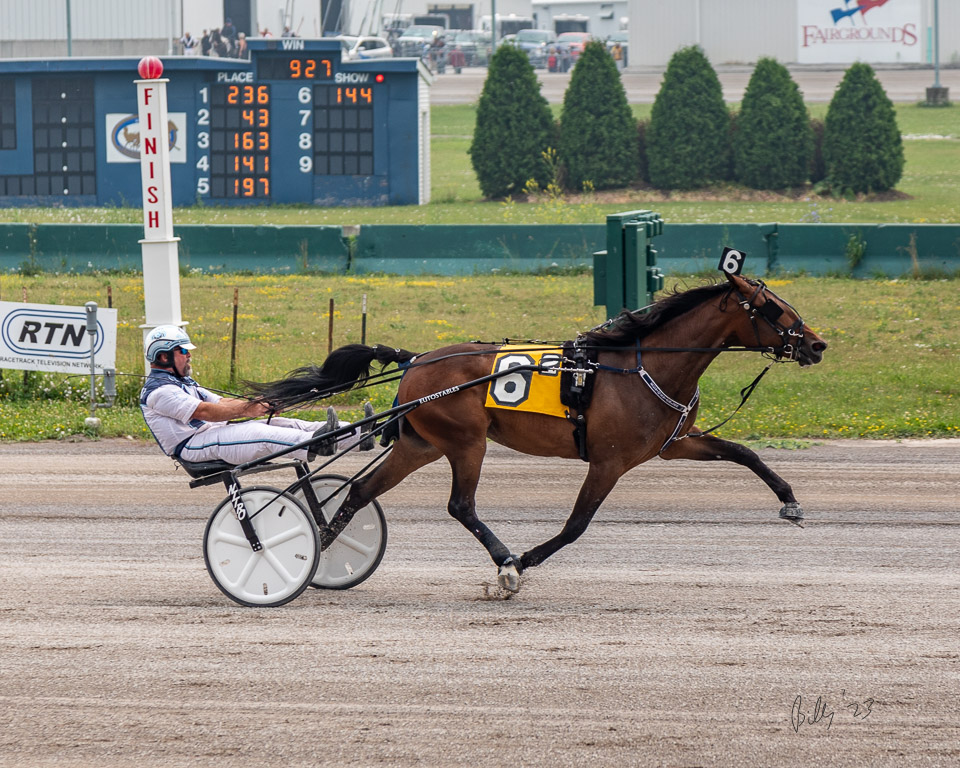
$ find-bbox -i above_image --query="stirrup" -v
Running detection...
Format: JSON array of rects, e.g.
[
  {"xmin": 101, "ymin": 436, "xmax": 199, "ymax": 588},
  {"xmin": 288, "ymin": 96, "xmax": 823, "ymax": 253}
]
[
  {"xmin": 359, "ymin": 402, "xmax": 376, "ymax": 451},
  {"xmin": 308, "ymin": 407, "xmax": 339, "ymax": 461}
]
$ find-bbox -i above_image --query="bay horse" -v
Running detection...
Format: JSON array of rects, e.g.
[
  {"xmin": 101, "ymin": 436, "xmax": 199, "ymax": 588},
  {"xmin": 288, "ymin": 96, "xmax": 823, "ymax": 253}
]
[{"xmin": 248, "ymin": 273, "xmax": 827, "ymax": 592}]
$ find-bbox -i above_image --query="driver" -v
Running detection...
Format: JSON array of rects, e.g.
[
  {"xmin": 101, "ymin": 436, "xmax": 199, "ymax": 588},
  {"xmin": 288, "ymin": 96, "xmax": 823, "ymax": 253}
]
[{"xmin": 139, "ymin": 325, "xmax": 374, "ymax": 466}]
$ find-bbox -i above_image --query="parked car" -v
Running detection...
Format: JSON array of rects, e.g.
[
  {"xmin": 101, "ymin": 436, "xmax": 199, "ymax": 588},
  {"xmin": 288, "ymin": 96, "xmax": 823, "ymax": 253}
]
[
  {"xmin": 515, "ymin": 28, "xmax": 556, "ymax": 68},
  {"xmin": 397, "ymin": 24, "xmax": 444, "ymax": 56},
  {"xmin": 337, "ymin": 35, "xmax": 394, "ymax": 61},
  {"xmin": 556, "ymin": 31, "xmax": 593, "ymax": 62},
  {"xmin": 605, "ymin": 31, "xmax": 629, "ymax": 66},
  {"xmin": 449, "ymin": 29, "xmax": 492, "ymax": 66}
]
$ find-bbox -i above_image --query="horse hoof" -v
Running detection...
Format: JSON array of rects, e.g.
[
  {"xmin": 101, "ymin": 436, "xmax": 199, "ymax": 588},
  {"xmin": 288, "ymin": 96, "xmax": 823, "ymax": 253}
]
[
  {"xmin": 497, "ymin": 563, "xmax": 521, "ymax": 593},
  {"xmin": 779, "ymin": 502, "xmax": 805, "ymax": 528}
]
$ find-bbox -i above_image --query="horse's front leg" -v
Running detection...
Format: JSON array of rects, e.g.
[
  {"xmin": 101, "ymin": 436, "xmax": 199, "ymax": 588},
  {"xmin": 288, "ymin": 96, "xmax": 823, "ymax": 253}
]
[
  {"xmin": 659, "ymin": 433, "xmax": 804, "ymax": 524},
  {"xmin": 520, "ymin": 463, "xmax": 624, "ymax": 572}
]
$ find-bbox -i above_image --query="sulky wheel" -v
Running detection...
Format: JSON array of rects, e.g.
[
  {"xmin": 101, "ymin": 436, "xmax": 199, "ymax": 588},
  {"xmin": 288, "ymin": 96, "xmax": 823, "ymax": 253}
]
[
  {"xmin": 293, "ymin": 474, "xmax": 387, "ymax": 590},
  {"xmin": 203, "ymin": 485, "xmax": 320, "ymax": 607}
]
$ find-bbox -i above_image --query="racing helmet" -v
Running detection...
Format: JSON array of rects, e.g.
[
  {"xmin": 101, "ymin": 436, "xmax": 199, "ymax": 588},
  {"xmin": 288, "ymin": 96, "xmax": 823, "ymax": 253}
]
[{"xmin": 145, "ymin": 324, "xmax": 195, "ymax": 363}]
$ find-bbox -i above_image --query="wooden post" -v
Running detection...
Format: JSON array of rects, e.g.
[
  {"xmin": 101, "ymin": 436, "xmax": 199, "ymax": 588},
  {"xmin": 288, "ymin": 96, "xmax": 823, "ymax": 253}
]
[
  {"xmin": 361, "ymin": 293, "xmax": 367, "ymax": 345},
  {"xmin": 230, "ymin": 287, "xmax": 239, "ymax": 386},
  {"xmin": 327, "ymin": 297, "xmax": 334, "ymax": 355},
  {"xmin": 107, "ymin": 284, "xmax": 113, "ymax": 308}
]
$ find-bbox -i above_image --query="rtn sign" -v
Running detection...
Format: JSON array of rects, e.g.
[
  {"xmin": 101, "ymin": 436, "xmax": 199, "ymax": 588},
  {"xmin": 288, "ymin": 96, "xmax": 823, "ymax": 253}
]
[
  {"xmin": 0, "ymin": 302, "xmax": 117, "ymax": 374},
  {"xmin": 3, "ymin": 308, "xmax": 100, "ymax": 357}
]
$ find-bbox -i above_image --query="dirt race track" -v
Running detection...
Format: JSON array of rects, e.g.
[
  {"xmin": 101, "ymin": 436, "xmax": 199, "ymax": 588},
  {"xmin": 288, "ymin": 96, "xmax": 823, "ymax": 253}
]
[{"xmin": 1, "ymin": 438, "xmax": 958, "ymax": 767}]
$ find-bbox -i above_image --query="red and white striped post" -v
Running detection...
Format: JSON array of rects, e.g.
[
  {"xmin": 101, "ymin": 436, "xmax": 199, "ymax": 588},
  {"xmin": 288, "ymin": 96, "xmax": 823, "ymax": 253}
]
[{"xmin": 136, "ymin": 56, "xmax": 185, "ymax": 370}]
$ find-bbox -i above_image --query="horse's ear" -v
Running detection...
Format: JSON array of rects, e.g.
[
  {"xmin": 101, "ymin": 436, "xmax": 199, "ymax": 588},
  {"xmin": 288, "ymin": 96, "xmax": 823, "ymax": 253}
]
[{"xmin": 724, "ymin": 271, "xmax": 751, "ymax": 291}]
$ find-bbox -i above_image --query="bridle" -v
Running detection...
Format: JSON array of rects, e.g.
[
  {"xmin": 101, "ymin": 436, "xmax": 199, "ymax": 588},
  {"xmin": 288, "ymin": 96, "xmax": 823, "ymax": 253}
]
[{"xmin": 727, "ymin": 278, "xmax": 806, "ymax": 363}]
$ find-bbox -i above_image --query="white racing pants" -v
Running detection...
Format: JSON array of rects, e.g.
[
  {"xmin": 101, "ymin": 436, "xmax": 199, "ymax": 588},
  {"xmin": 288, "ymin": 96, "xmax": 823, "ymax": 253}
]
[{"xmin": 177, "ymin": 416, "xmax": 360, "ymax": 465}]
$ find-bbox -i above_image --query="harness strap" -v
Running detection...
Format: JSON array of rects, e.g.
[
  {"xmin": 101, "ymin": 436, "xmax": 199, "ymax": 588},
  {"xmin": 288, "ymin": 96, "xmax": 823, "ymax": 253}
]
[
  {"xmin": 684, "ymin": 363, "xmax": 773, "ymax": 441},
  {"xmin": 590, "ymin": 342, "xmax": 700, "ymax": 454},
  {"xmin": 629, "ymin": 341, "xmax": 702, "ymax": 454}
]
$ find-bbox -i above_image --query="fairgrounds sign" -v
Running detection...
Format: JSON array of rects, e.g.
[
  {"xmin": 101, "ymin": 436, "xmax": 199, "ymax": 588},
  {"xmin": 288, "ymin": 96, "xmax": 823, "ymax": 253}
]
[
  {"xmin": 798, "ymin": 0, "xmax": 921, "ymax": 64},
  {"xmin": 0, "ymin": 301, "xmax": 117, "ymax": 374}
]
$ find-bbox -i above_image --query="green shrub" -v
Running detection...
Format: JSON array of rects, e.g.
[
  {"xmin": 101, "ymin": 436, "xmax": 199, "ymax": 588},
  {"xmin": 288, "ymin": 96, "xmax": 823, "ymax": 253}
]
[
  {"xmin": 558, "ymin": 41, "xmax": 639, "ymax": 190},
  {"xmin": 646, "ymin": 46, "xmax": 730, "ymax": 189},
  {"xmin": 469, "ymin": 45, "xmax": 555, "ymax": 199},
  {"xmin": 733, "ymin": 58, "xmax": 813, "ymax": 189},
  {"xmin": 822, "ymin": 62, "xmax": 904, "ymax": 194}
]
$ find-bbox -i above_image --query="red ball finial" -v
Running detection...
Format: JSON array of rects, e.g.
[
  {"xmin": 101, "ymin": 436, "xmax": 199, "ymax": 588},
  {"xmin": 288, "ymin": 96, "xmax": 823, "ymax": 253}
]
[{"xmin": 137, "ymin": 56, "xmax": 164, "ymax": 79}]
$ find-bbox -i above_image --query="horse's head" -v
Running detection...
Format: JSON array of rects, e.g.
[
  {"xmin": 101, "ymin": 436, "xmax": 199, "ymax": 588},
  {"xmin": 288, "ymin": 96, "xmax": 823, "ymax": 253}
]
[{"xmin": 724, "ymin": 274, "xmax": 827, "ymax": 367}]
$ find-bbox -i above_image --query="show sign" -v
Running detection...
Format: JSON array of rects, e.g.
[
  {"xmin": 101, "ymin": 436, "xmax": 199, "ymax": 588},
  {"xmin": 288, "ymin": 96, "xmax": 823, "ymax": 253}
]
[
  {"xmin": 0, "ymin": 301, "xmax": 117, "ymax": 373},
  {"xmin": 798, "ymin": 0, "xmax": 921, "ymax": 64}
]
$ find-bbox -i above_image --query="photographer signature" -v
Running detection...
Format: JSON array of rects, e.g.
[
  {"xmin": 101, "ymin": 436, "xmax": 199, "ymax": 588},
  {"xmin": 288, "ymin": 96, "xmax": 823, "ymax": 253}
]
[{"xmin": 791, "ymin": 690, "xmax": 876, "ymax": 732}]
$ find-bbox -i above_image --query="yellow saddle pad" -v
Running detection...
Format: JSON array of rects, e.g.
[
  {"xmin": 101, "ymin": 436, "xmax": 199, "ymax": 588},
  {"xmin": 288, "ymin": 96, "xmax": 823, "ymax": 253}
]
[{"xmin": 484, "ymin": 344, "xmax": 567, "ymax": 420}]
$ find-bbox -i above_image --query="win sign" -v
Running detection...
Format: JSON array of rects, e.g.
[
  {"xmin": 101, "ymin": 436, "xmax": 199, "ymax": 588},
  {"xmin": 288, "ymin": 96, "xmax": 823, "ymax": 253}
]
[{"xmin": 0, "ymin": 302, "xmax": 118, "ymax": 374}]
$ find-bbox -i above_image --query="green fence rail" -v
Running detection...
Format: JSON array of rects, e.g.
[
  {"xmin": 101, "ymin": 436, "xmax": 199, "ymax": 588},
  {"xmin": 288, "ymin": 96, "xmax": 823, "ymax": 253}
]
[
  {"xmin": 1, "ymin": 223, "xmax": 958, "ymax": 278},
  {"xmin": 351, "ymin": 225, "xmax": 601, "ymax": 275}
]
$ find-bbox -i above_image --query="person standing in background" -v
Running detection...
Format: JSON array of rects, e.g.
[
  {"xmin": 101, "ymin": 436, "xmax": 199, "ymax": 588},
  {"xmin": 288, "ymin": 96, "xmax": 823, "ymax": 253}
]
[{"xmin": 234, "ymin": 32, "xmax": 248, "ymax": 59}]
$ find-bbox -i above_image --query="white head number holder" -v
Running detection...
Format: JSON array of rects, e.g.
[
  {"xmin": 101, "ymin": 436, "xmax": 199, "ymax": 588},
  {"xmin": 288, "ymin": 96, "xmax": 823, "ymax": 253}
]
[{"xmin": 719, "ymin": 247, "xmax": 746, "ymax": 276}]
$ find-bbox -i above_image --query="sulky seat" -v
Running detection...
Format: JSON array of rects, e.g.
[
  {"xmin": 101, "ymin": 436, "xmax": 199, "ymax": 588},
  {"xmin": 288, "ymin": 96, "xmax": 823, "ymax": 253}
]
[{"xmin": 177, "ymin": 457, "xmax": 235, "ymax": 479}]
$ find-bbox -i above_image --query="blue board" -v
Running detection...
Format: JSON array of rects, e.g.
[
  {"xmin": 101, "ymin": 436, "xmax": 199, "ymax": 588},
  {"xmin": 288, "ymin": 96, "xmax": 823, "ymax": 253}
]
[{"xmin": 0, "ymin": 39, "xmax": 427, "ymax": 207}]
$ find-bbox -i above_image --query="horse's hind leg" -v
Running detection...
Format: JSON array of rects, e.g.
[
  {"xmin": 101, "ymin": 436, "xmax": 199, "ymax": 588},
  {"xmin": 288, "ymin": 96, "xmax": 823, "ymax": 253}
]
[
  {"xmin": 443, "ymin": 445, "xmax": 521, "ymax": 590},
  {"xmin": 520, "ymin": 463, "xmax": 623, "ymax": 571},
  {"xmin": 659, "ymin": 433, "xmax": 803, "ymax": 523},
  {"xmin": 320, "ymin": 428, "xmax": 442, "ymax": 548}
]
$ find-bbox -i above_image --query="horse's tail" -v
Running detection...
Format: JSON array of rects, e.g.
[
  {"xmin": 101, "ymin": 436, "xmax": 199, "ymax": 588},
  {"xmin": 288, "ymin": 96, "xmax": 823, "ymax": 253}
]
[{"xmin": 244, "ymin": 343, "xmax": 418, "ymax": 411}]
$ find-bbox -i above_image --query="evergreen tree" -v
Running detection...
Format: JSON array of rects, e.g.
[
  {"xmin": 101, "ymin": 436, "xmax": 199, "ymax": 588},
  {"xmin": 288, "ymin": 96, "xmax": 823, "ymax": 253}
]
[
  {"xmin": 822, "ymin": 62, "xmax": 904, "ymax": 194},
  {"xmin": 646, "ymin": 46, "xmax": 729, "ymax": 189},
  {"xmin": 558, "ymin": 40, "xmax": 639, "ymax": 190},
  {"xmin": 469, "ymin": 44, "xmax": 555, "ymax": 199},
  {"xmin": 733, "ymin": 57, "xmax": 813, "ymax": 189}
]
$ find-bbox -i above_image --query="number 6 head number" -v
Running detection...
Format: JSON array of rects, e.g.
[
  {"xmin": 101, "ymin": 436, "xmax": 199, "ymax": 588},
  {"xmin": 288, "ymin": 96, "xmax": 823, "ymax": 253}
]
[{"xmin": 719, "ymin": 247, "xmax": 746, "ymax": 277}]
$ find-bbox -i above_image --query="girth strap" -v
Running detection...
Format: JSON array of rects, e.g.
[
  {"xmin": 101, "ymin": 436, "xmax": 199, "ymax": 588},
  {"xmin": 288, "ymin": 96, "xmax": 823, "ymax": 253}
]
[{"xmin": 561, "ymin": 337, "xmax": 595, "ymax": 462}]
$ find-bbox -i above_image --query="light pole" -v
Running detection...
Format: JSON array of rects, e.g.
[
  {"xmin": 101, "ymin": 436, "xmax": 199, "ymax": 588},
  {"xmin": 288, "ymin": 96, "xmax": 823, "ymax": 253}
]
[
  {"xmin": 66, "ymin": 0, "xmax": 72, "ymax": 56},
  {"xmin": 925, "ymin": 0, "xmax": 949, "ymax": 105}
]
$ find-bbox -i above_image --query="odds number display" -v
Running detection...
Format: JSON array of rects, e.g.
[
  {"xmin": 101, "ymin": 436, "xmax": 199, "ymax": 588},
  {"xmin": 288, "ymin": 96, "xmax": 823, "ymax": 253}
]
[
  {"xmin": 0, "ymin": 40, "xmax": 423, "ymax": 207},
  {"xmin": 205, "ymin": 84, "xmax": 271, "ymax": 199},
  {"xmin": 186, "ymin": 44, "xmax": 404, "ymax": 204},
  {"xmin": 257, "ymin": 56, "xmax": 334, "ymax": 81}
]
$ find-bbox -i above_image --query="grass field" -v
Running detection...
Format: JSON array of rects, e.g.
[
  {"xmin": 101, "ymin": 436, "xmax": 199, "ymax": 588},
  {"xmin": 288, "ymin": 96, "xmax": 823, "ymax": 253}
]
[
  {"xmin": 0, "ymin": 274, "xmax": 956, "ymax": 444},
  {"xmin": 0, "ymin": 98, "xmax": 956, "ymax": 444},
  {"xmin": 0, "ymin": 103, "xmax": 956, "ymax": 227}
]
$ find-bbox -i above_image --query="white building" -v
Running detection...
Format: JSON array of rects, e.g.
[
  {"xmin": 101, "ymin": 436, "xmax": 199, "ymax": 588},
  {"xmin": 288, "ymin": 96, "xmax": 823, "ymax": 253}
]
[
  {"xmin": 2, "ymin": 0, "xmax": 957, "ymax": 64},
  {"xmin": 531, "ymin": 0, "xmax": 627, "ymax": 38},
  {"xmin": 625, "ymin": 0, "xmax": 960, "ymax": 68}
]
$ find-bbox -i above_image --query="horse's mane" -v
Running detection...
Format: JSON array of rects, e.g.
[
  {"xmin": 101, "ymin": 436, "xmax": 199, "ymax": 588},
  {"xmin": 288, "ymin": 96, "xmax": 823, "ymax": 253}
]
[{"xmin": 582, "ymin": 282, "xmax": 733, "ymax": 346}]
